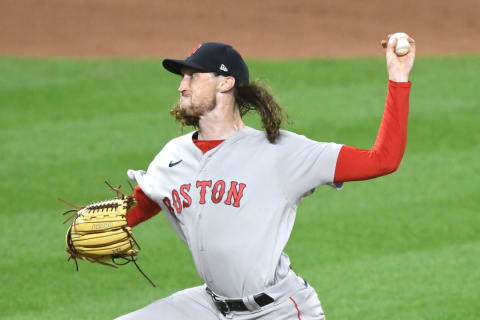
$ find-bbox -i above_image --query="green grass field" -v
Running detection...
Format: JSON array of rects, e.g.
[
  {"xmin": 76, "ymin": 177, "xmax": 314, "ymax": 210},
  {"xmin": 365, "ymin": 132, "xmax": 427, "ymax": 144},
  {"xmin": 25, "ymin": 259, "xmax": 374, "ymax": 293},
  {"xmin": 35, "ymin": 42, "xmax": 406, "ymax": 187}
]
[{"xmin": 0, "ymin": 55, "xmax": 479, "ymax": 320}]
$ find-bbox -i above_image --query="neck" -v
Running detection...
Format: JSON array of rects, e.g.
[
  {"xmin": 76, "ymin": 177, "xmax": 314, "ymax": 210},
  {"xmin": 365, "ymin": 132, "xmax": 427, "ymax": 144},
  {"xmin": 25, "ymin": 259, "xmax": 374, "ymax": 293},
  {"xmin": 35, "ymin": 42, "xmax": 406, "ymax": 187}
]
[{"xmin": 197, "ymin": 97, "xmax": 244, "ymax": 140}]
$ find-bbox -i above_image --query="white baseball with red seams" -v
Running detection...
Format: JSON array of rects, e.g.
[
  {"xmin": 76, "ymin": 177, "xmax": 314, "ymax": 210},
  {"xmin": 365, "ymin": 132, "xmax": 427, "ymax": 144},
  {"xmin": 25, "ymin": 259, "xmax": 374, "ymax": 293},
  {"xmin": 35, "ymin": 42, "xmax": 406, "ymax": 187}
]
[{"xmin": 388, "ymin": 32, "xmax": 411, "ymax": 56}]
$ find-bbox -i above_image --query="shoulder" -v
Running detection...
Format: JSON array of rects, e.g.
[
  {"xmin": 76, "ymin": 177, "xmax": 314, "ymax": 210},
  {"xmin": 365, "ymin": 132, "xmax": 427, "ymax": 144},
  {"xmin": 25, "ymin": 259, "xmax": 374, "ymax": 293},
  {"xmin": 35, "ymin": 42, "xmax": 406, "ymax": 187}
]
[
  {"xmin": 239, "ymin": 127, "xmax": 303, "ymax": 144},
  {"xmin": 162, "ymin": 131, "xmax": 195, "ymax": 151},
  {"xmin": 275, "ymin": 130, "xmax": 343, "ymax": 157},
  {"xmin": 235, "ymin": 127, "xmax": 319, "ymax": 150},
  {"xmin": 240, "ymin": 126, "xmax": 267, "ymax": 142},
  {"xmin": 275, "ymin": 129, "xmax": 314, "ymax": 146},
  {"xmin": 150, "ymin": 131, "xmax": 195, "ymax": 164}
]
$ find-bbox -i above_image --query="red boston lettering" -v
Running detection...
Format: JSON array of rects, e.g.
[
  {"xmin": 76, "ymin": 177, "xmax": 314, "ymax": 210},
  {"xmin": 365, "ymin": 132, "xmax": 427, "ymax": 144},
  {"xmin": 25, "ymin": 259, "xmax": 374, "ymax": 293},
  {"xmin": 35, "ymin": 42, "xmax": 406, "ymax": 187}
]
[
  {"xmin": 173, "ymin": 180, "xmax": 246, "ymax": 209},
  {"xmin": 162, "ymin": 197, "xmax": 175, "ymax": 214},
  {"xmin": 211, "ymin": 180, "xmax": 225, "ymax": 204},
  {"xmin": 180, "ymin": 184, "xmax": 192, "ymax": 208},
  {"xmin": 196, "ymin": 180, "xmax": 212, "ymax": 204},
  {"xmin": 171, "ymin": 190, "xmax": 182, "ymax": 214},
  {"xmin": 224, "ymin": 181, "xmax": 246, "ymax": 207}
]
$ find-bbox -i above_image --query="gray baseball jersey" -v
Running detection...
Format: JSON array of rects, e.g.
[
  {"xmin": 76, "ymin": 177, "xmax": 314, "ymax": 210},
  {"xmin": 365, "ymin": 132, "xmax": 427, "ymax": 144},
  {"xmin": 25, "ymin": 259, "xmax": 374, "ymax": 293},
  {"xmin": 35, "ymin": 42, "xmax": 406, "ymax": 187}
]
[{"xmin": 129, "ymin": 125, "xmax": 342, "ymax": 298}]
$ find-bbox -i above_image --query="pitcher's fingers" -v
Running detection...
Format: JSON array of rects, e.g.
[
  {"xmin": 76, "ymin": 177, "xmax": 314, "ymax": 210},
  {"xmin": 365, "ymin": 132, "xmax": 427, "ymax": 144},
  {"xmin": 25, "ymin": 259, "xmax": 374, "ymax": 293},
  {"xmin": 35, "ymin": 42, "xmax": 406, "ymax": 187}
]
[
  {"xmin": 407, "ymin": 36, "xmax": 416, "ymax": 54},
  {"xmin": 387, "ymin": 37, "xmax": 397, "ymax": 51}
]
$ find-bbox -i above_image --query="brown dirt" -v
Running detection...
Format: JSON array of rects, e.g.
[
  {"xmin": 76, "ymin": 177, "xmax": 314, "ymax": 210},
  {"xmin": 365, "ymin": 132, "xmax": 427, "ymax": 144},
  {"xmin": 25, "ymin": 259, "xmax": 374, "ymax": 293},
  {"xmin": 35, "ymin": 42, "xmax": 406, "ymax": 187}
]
[{"xmin": 1, "ymin": 0, "xmax": 479, "ymax": 59}]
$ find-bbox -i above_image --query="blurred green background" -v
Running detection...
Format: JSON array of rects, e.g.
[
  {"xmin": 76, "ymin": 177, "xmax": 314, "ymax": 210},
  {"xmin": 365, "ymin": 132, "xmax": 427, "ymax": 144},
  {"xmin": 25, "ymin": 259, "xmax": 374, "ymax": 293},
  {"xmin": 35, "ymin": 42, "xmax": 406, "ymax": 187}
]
[{"xmin": 0, "ymin": 56, "xmax": 478, "ymax": 319}]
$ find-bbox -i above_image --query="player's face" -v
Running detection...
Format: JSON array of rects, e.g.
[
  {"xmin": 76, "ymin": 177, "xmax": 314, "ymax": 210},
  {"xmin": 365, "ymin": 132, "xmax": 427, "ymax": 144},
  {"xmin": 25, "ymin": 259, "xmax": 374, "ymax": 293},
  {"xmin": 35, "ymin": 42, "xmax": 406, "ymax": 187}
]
[{"xmin": 178, "ymin": 67, "xmax": 218, "ymax": 117}]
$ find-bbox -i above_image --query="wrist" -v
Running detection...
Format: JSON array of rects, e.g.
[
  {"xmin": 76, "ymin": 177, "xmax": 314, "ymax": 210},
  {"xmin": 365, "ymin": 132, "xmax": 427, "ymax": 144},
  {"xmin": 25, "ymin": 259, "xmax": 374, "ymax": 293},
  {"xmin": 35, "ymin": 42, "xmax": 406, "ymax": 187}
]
[{"xmin": 389, "ymin": 73, "xmax": 409, "ymax": 82}]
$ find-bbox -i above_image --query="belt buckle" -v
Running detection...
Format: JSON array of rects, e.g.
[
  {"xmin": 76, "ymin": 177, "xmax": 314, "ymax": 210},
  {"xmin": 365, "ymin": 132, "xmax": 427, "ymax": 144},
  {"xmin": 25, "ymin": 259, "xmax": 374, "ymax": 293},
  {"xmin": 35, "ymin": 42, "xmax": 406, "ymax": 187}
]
[
  {"xmin": 207, "ymin": 288, "xmax": 231, "ymax": 315},
  {"xmin": 214, "ymin": 297, "xmax": 231, "ymax": 314}
]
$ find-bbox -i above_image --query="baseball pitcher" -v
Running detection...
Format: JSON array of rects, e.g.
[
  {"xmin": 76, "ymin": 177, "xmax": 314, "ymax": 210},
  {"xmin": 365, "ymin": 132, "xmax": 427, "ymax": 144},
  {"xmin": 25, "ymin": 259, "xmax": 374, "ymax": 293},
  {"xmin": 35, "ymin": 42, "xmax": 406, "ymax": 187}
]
[{"xmin": 115, "ymin": 34, "xmax": 416, "ymax": 319}]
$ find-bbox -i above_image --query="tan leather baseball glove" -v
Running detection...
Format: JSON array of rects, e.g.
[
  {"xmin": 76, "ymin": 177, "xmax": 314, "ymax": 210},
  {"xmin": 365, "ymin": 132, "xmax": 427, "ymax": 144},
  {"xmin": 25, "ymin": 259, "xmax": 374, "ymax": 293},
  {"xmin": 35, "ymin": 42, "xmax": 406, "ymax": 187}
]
[{"xmin": 61, "ymin": 181, "xmax": 155, "ymax": 286}]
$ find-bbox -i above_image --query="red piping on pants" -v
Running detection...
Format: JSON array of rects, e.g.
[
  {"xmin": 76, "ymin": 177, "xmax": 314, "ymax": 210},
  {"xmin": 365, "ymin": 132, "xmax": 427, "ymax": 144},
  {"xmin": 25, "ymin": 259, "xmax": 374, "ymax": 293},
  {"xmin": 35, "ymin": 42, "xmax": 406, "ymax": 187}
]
[{"xmin": 289, "ymin": 297, "xmax": 301, "ymax": 320}]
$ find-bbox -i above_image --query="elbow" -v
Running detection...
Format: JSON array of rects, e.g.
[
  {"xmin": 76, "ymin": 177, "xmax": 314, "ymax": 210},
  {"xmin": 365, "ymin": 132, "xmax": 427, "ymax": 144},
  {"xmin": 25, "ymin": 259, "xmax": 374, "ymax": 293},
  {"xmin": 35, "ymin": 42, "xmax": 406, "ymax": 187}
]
[
  {"xmin": 380, "ymin": 158, "xmax": 402, "ymax": 175},
  {"xmin": 375, "ymin": 147, "xmax": 405, "ymax": 176},
  {"xmin": 383, "ymin": 164, "xmax": 399, "ymax": 175}
]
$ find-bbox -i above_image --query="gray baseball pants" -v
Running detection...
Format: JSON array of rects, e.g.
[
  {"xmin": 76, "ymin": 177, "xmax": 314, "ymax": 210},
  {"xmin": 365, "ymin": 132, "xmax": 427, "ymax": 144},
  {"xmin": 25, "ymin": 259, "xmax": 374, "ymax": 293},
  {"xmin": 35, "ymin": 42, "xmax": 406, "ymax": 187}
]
[{"xmin": 115, "ymin": 272, "xmax": 325, "ymax": 320}]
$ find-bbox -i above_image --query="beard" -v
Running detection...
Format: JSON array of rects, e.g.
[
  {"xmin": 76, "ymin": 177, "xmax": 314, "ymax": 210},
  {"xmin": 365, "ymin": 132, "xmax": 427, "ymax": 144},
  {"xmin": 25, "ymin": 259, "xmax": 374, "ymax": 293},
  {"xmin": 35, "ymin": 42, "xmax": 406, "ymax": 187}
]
[{"xmin": 170, "ymin": 95, "xmax": 216, "ymax": 127}]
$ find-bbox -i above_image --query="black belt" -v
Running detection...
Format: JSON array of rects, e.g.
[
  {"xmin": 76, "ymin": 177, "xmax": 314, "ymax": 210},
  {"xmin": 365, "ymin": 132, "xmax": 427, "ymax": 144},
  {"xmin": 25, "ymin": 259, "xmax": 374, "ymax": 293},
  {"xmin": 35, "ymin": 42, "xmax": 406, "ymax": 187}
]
[{"xmin": 206, "ymin": 287, "xmax": 274, "ymax": 315}]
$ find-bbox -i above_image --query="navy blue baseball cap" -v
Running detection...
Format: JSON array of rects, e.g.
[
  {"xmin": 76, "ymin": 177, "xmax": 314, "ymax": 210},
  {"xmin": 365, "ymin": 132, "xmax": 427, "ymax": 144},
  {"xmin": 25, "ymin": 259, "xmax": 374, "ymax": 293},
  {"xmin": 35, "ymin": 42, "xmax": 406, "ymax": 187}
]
[{"xmin": 162, "ymin": 42, "xmax": 249, "ymax": 86}]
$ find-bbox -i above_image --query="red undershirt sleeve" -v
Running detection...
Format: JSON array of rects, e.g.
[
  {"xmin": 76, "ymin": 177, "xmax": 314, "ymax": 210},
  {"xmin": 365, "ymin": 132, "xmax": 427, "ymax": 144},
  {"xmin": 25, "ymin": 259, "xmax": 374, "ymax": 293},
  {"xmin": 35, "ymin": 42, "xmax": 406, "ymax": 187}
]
[
  {"xmin": 334, "ymin": 80, "xmax": 411, "ymax": 183},
  {"xmin": 126, "ymin": 185, "xmax": 162, "ymax": 227}
]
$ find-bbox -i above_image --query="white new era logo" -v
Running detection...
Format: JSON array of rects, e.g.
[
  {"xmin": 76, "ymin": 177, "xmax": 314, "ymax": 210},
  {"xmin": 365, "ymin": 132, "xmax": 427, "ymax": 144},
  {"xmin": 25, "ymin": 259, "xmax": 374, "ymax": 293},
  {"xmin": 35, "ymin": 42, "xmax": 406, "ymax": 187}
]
[{"xmin": 219, "ymin": 64, "xmax": 228, "ymax": 72}]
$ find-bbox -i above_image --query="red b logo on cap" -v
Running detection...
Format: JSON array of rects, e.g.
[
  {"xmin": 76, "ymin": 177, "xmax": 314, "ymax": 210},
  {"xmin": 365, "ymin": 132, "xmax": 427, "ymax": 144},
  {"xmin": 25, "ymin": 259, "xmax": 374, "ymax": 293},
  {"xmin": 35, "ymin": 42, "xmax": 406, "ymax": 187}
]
[{"xmin": 188, "ymin": 44, "xmax": 202, "ymax": 57}]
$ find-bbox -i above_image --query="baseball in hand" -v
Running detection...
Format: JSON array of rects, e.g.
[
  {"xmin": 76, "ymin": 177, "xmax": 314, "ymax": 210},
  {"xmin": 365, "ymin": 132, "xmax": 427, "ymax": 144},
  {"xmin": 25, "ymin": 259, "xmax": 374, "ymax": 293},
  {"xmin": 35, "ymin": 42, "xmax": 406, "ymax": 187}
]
[{"xmin": 388, "ymin": 32, "xmax": 411, "ymax": 56}]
